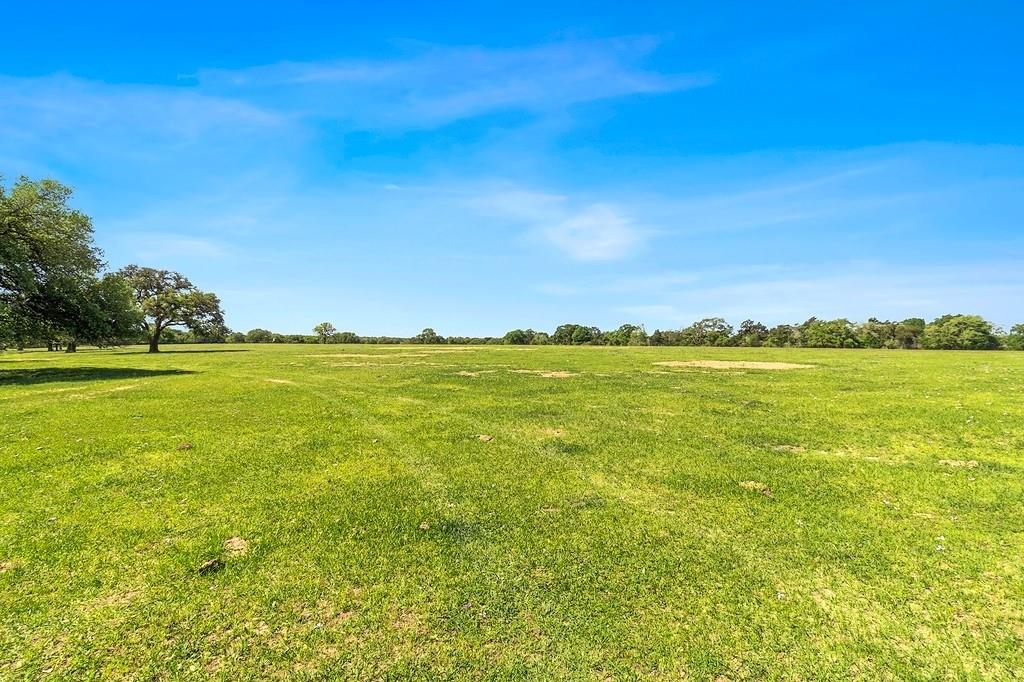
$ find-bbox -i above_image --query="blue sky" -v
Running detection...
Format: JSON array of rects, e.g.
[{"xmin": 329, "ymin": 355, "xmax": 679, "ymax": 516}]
[{"xmin": 2, "ymin": 2, "xmax": 1023, "ymax": 335}]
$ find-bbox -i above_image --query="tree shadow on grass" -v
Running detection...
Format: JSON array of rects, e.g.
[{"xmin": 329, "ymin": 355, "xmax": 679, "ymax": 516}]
[
  {"xmin": 0, "ymin": 367, "xmax": 196, "ymax": 386},
  {"xmin": 151, "ymin": 349, "xmax": 251, "ymax": 354}
]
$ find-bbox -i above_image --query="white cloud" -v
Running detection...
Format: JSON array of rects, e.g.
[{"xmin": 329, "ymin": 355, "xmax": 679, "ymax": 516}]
[
  {"xmin": 466, "ymin": 184, "xmax": 648, "ymax": 261},
  {"xmin": 541, "ymin": 203, "xmax": 646, "ymax": 261},
  {"xmin": 0, "ymin": 73, "xmax": 282, "ymax": 148},
  {"xmin": 198, "ymin": 37, "xmax": 711, "ymax": 128}
]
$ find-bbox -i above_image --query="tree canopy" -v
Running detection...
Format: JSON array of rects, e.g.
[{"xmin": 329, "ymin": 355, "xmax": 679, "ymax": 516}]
[
  {"xmin": 313, "ymin": 321, "xmax": 337, "ymax": 343},
  {"xmin": 1, "ymin": 177, "xmax": 140, "ymax": 350},
  {"xmin": 921, "ymin": 315, "xmax": 1000, "ymax": 350},
  {"xmin": 119, "ymin": 265, "xmax": 225, "ymax": 352}
]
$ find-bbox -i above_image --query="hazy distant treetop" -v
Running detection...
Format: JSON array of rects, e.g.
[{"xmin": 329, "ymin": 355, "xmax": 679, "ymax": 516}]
[{"xmin": 313, "ymin": 321, "xmax": 337, "ymax": 343}]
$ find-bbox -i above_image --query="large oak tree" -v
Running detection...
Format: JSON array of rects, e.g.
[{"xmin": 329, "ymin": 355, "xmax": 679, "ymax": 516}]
[{"xmin": 119, "ymin": 265, "xmax": 225, "ymax": 352}]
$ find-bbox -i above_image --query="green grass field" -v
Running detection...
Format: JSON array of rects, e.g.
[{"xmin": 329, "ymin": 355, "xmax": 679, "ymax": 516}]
[{"xmin": 2, "ymin": 344, "xmax": 1022, "ymax": 679}]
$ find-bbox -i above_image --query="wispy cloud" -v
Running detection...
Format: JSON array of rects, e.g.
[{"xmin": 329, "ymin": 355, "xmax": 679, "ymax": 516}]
[
  {"xmin": 198, "ymin": 37, "xmax": 711, "ymax": 128},
  {"xmin": 541, "ymin": 203, "xmax": 647, "ymax": 261},
  {"xmin": 468, "ymin": 185, "xmax": 649, "ymax": 260},
  {"xmin": 0, "ymin": 74, "xmax": 283, "ymax": 150}
]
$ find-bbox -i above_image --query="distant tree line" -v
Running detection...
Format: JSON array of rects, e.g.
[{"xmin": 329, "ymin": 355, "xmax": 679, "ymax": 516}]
[{"xmin": 190, "ymin": 317, "xmax": 1024, "ymax": 351}]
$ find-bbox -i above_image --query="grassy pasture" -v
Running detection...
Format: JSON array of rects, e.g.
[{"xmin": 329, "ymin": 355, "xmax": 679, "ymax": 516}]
[{"xmin": 1, "ymin": 344, "xmax": 1022, "ymax": 679}]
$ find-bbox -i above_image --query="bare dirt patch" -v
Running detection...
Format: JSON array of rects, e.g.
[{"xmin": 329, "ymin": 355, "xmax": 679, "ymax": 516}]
[
  {"xmin": 224, "ymin": 536, "xmax": 249, "ymax": 556},
  {"xmin": 0, "ymin": 560, "xmax": 15, "ymax": 573},
  {"xmin": 477, "ymin": 434, "xmax": 494, "ymax": 442},
  {"xmin": 772, "ymin": 445, "xmax": 806, "ymax": 453},
  {"xmin": 655, "ymin": 360, "xmax": 814, "ymax": 370},
  {"xmin": 509, "ymin": 369, "xmax": 577, "ymax": 379},
  {"xmin": 455, "ymin": 370, "xmax": 498, "ymax": 377},
  {"xmin": 939, "ymin": 459, "xmax": 979, "ymax": 468},
  {"xmin": 539, "ymin": 428, "xmax": 565, "ymax": 438},
  {"xmin": 89, "ymin": 588, "xmax": 142, "ymax": 610},
  {"xmin": 739, "ymin": 480, "xmax": 774, "ymax": 498},
  {"xmin": 264, "ymin": 378, "xmax": 295, "ymax": 384}
]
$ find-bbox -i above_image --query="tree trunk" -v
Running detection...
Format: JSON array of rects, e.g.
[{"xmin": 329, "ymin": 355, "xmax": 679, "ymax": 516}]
[
  {"xmin": 47, "ymin": 341, "xmax": 54, "ymax": 351},
  {"xmin": 65, "ymin": 340, "xmax": 77, "ymax": 353},
  {"xmin": 149, "ymin": 334, "xmax": 160, "ymax": 353}
]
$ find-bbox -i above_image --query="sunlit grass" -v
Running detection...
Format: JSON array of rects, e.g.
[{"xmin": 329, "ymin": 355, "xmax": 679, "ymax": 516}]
[{"xmin": 2, "ymin": 344, "xmax": 1022, "ymax": 679}]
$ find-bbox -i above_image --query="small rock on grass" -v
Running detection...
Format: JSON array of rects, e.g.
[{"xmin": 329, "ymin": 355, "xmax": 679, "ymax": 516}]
[
  {"xmin": 477, "ymin": 434, "xmax": 494, "ymax": 442},
  {"xmin": 197, "ymin": 558, "xmax": 224, "ymax": 575}
]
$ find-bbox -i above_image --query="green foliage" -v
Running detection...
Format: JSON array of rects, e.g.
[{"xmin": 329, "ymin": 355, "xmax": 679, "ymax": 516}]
[
  {"xmin": 246, "ymin": 328, "xmax": 274, "ymax": 343},
  {"xmin": 801, "ymin": 318, "xmax": 860, "ymax": 348},
  {"xmin": 680, "ymin": 318, "xmax": 733, "ymax": 346},
  {"xmin": 503, "ymin": 329, "xmax": 532, "ymax": 345},
  {"xmin": 570, "ymin": 325, "xmax": 598, "ymax": 345},
  {"xmin": 552, "ymin": 324, "xmax": 579, "ymax": 345},
  {"xmin": 600, "ymin": 324, "xmax": 646, "ymax": 346},
  {"xmin": 548, "ymin": 324, "xmax": 600, "ymax": 345},
  {"xmin": 65, "ymin": 273, "xmax": 144, "ymax": 348},
  {"xmin": 0, "ymin": 177, "xmax": 132, "ymax": 349},
  {"xmin": 414, "ymin": 327, "xmax": 444, "ymax": 344},
  {"xmin": 765, "ymin": 324, "xmax": 796, "ymax": 347},
  {"xmin": 118, "ymin": 265, "xmax": 225, "ymax": 352},
  {"xmin": 313, "ymin": 322, "xmax": 337, "ymax": 343},
  {"xmin": 894, "ymin": 318, "xmax": 926, "ymax": 349},
  {"xmin": 1005, "ymin": 324, "xmax": 1024, "ymax": 351},
  {"xmin": 0, "ymin": 177, "xmax": 100, "ymax": 306},
  {"xmin": 732, "ymin": 320, "xmax": 769, "ymax": 347},
  {"xmin": 921, "ymin": 314, "xmax": 1000, "ymax": 350},
  {"xmin": 857, "ymin": 318, "xmax": 896, "ymax": 349}
]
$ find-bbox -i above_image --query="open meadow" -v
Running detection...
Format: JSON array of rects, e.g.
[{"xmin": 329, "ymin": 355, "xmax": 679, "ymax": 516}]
[{"xmin": 1, "ymin": 344, "xmax": 1023, "ymax": 679}]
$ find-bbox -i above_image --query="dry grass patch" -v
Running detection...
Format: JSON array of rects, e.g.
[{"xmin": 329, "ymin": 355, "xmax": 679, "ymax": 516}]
[
  {"xmin": 224, "ymin": 536, "xmax": 249, "ymax": 556},
  {"xmin": 509, "ymin": 369, "xmax": 577, "ymax": 379},
  {"xmin": 654, "ymin": 360, "xmax": 815, "ymax": 370},
  {"xmin": 264, "ymin": 378, "xmax": 295, "ymax": 384},
  {"xmin": 939, "ymin": 459, "xmax": 979, "ymax": 468},
  {"xmin": 739, "ymin": 480, "xmax": 774, "ymax": 498},
  {"xmin": 307, "ymin": 349, "xmax": 475, "ymax": 359},
  {"xmin": 68, "ymin": 384, "xmax": 139, "ymax": 399}
]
